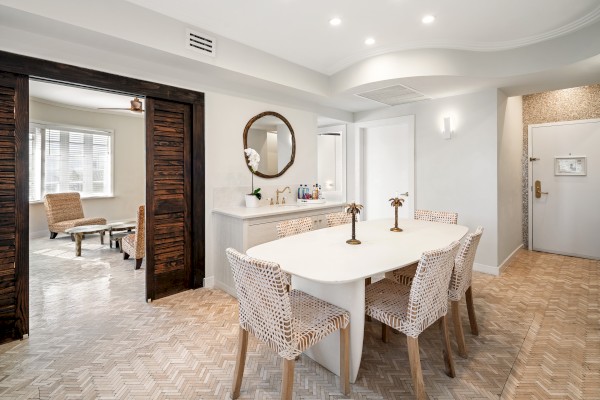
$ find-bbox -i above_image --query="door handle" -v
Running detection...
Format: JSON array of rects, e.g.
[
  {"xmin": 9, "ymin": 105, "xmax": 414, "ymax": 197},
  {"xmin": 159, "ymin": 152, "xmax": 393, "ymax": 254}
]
[{"xmin": 534, "ymin": 180, "xmax": 548, "ymax": 198}]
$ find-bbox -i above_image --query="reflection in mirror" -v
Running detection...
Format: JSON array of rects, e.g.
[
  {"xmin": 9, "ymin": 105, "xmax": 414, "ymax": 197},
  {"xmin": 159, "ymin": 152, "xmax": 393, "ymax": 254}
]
[
  {"xmin": 317, "ymin": 124, "xmax": 346, "ymax": 202},
  {"xmin": 244, "ymin": 111, "xmax": 295, "ymax": 178}
]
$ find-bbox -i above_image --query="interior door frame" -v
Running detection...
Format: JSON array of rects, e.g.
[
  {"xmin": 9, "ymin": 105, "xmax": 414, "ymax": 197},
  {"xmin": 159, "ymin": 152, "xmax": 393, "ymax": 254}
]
[
  {"xmin": 527, "ymin": 118, "xmax": 600, "ymax": 251},
  {"xmin": 0, "ymin": 50, "xmax": 205, "ymax": 337},
  {"xmin": 355, "ymin": 116, "xmax": 416, "ymax": 219}
]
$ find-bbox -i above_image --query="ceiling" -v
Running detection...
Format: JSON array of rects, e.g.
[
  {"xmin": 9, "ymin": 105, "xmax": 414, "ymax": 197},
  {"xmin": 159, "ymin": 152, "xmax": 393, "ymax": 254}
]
[
  {"xmin": 125, "ymin": 0, "xmax": 600, "ymax": 75},
  {"xmin": 29, "ymin": 80, "xmax": 144, "ymax": 116},
  {"xmin": 3, "ymin": 0, "xmax": 600, "ymax": 116}
]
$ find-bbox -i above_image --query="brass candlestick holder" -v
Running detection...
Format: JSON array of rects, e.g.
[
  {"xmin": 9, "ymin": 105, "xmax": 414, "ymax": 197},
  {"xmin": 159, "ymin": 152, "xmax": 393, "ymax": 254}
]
[
  {"xmin": 345, "ymin": 202, "xmax": 363, "ymax": 245},
  {"xmin": 390, "ymin": 193, "xmax": 408, "ymax": 232}
]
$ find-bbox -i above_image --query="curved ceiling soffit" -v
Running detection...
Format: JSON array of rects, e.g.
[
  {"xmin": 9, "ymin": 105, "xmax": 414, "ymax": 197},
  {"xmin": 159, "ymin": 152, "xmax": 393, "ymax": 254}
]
[
  {"xmin": 331, "ymin": 18, "xmax": 600, "ymax": 96},
  {"xmin": 325, "ymin": 5, "xmax": 600, "ymax": 75}
]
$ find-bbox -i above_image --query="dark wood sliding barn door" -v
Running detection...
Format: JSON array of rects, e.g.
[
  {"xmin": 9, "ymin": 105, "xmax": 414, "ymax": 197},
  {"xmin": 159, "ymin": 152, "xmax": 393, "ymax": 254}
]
[
  {"xmin": 0, "ymin": 72, "xmax": 28, "ymax": 342},
  {"xmin": 145, "ymin": 98, "xmax": 193, "ymax": 301}
]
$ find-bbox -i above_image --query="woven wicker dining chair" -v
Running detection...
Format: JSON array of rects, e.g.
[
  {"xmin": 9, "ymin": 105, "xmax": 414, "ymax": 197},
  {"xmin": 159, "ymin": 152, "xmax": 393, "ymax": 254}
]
[
  {"xmin": 414, "ymin": 209, "xmax": 458, "ymax": 224},
  {"xmin": 390, "ymin": 227, "xmax": 484, "ymax": 358},
  {"xmin": 365, "ymin": 241, "xmax": 460, "ymax": 400},
  {"xmin": 276, "ymin": 217, "xmax": 313, "ymax": 238},
  {"xmin": 325, "ymin": 212, "xmax": 353, "ymax": 227},
  {"xmin": 226, "ymin": 248, "xmax": 350, "ymax": 399},
  {"xmin": 448, "ymin": 227, "xmax": 484, "ymax": 357},
  {"xmin": 388, "ymin": 209, "xmax": 459, "ymax": 285},
  {"xmin": 122, "ymin": 205, "xmax": 145, "ymax": 269},
  {"xmin": 276, "ymin": 217, "xmax": 314, "ymax": 288}
]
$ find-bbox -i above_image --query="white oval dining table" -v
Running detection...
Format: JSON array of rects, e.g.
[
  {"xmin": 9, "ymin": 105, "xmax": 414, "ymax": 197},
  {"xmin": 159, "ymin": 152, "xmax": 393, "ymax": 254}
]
[{"xmin": 246, "ymin": 218, "xmax": 468, "ymax": 383}]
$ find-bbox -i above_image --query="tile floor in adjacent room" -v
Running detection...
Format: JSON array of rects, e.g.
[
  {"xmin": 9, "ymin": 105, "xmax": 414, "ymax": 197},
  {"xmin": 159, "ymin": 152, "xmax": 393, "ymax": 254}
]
[{"xmin": 0, "ymin": 235, "xmax": 598, "ymax": 399}]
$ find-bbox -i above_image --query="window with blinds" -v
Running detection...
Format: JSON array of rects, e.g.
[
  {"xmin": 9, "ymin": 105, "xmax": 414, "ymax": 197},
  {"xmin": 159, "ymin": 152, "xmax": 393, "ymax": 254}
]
[{"xmin": 29, "ymin": 123, "xmax": 113, "ymax": 202}]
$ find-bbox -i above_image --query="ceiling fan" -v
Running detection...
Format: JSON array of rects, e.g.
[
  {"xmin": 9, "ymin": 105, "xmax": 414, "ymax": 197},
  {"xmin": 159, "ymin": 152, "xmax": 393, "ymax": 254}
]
[{"xmin": 98, "ymin": 96, "xmax": 144, "ymax": 113}]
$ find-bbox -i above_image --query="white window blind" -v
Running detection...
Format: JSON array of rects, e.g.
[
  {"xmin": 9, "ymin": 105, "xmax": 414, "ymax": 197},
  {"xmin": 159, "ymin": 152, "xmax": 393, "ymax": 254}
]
[{"xmin": 29, "ymin": 123, "xmax": 113, "ymax": 202}]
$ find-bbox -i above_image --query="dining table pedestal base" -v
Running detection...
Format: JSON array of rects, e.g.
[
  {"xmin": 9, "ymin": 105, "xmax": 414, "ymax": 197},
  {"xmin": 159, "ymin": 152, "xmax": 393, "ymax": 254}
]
[{"xmin": 292, "ymin": 276, "xmax": 365, "ymax": 383}]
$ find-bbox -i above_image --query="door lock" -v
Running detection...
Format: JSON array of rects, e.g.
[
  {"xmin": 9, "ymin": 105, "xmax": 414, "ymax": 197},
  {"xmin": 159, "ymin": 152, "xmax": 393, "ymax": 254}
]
[{"xmin": 534, "ymin": 180, "xmax": 548, "ymax": 198}]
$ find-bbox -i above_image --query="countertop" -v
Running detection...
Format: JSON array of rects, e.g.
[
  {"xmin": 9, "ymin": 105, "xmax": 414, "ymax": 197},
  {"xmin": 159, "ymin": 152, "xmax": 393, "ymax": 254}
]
[{"xmin": 212, "ymin": 201, "xmax": 346, "ymax": 220}]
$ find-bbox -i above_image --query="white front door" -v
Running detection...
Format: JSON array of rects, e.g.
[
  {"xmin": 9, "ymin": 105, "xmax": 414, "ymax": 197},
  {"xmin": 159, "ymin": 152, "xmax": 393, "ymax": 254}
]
[
  {"xmin": 529, "ymin": 119, "xmax": 600, "ymax": 259},
  {"xmin": 359, "ymin": 116, "xmax": 414, "ymax": 221}
]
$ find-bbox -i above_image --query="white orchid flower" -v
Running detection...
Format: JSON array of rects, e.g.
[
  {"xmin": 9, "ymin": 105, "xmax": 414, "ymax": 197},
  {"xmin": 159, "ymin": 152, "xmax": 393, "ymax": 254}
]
[{"xmin": 244, "ymin": 148, "xmax": 261, "ymax": 171}]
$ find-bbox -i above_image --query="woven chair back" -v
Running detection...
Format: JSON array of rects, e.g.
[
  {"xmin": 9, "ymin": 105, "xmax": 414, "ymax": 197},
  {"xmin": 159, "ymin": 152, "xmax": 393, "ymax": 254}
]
[
  {"xmin": 276, "ymin": 217, "xmax": 313, "ymax": 238},
  {"xmin": 405, "ymin": 241, "xmax": 460, "ymax": 337},
  {"xmin": 226, "ymin": 248, "xmax": 295, "ymax": 357},
  {"xmin": 414, "ymin": 209, "xmax": 458, "ymax": 225},
  {"xmin": 134, "ymin": 205, "xmax": 145, "ymax": 252},
  {"xmin": 325, "ymin": 212, "xmax": 353, "ymax": 227},
  {"xmin": 43, "ymin": 192, "xmax": 85, "ymax": 224},
  {"xmin": 449, "ymin": 226, "xmax": 484, "ymax": 301}
]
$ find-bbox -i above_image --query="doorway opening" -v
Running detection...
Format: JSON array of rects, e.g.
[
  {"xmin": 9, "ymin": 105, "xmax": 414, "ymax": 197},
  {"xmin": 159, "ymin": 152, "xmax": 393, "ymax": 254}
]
[
  {"xmin": 28, "ymin": 79, "xmax": 148, "ymax": 316},
  {"xmin": 0, "ymin": 50, "xmax": 205, "ymax": 343},
  {"xmin": 356, "ymin": 116, "xmax": 415, "ymax": 221}
]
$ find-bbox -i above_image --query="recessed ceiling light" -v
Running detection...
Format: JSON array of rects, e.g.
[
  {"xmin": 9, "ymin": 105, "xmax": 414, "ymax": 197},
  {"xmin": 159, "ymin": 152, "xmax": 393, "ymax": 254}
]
[
  {"xmin": 422, "ymin": 15, "xmax": 435, "ymax": 24},
  {"xmin": 329, "ymin": 17, "xmax": 341, "ymax": 26},
  {"xmin": 365, "ymin": 37, "xmax": 375, "ymax": 45}
]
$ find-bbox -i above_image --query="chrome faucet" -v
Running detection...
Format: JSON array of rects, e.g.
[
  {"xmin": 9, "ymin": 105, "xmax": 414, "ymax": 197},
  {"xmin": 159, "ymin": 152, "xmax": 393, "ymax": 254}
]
[{"xmin": 276, "ymin": 186, "xmax": 291, "ymax": 205}]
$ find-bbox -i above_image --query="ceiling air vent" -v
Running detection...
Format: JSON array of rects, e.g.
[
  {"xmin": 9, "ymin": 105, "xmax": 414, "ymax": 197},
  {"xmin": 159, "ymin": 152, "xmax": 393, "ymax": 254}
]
[
  {"xmin": 186, "ymin": 29, "xmax": 216, "ymax": 57},
  {"xmin": 355, "ymin": 84, "xmax": 429, "ymax": 106}
]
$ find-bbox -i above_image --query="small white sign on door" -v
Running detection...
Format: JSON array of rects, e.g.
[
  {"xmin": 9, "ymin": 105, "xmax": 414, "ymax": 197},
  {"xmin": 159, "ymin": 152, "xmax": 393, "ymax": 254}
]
[{"xmin": 555, "ymin": 156, "xmax": 586, "ymax": 176}]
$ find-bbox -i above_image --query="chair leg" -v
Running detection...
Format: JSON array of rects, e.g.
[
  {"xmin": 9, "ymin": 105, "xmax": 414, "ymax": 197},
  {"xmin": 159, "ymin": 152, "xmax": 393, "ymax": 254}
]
[
  {"xmin": 339, "ymin": 324, "xmax": 350, "ymax": 396},
  {"xmin": 381, "ymin": 323, "xmax": 390, "ymax": 343},
  {"xmin": 407, "ymin": 336, "xmax": 427, "ymax": 400},
  {"xmin": 465, "ymin": 286, "xmax": 479, "ymax": 335},
  {"xmin": 123, "ymin": 252, "xmax": 130, "ymax": 260},
  {"xmin": 451, "ymin": 300, "xmax": 468, "ymax": 358},
  {"xmin": 365, "ymin": 277, "xmax": 372, "ymax": 322},
  {"xmin": 438, "ymin": 315, "xmax": 456, "ymax": 378},
  {"xmin": 135, "ymin": 258, "xmax": 143, "ymax": 269},
  {"xmin": 232, "ymin": 327, "xmax": 248, "ymax": 399},
  {"xmin": 281, "ymin": 358, "xmax": 295, "ymax": 400},
  {"xmin": 50, "ymin": 232, "xmax": 57, "ymax": 239}
]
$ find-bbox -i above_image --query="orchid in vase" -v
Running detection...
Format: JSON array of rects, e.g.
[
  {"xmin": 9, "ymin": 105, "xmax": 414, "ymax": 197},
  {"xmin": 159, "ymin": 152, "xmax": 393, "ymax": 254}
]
[{"xmin": 244, "ymin": 148, "xmax": 262, "ymax": 200}]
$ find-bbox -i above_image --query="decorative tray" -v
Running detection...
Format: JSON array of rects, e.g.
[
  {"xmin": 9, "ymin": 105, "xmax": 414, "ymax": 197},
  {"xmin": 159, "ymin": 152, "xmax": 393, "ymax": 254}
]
[{"xmin": 296, "ymin": 198, "xmax": 326, "ymax": 204}]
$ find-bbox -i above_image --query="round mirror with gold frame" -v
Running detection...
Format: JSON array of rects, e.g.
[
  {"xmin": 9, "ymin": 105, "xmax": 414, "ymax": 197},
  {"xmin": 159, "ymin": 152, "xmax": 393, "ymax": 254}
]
[{"xmin": 243, "ymin": 111, "xmax": 296, "ymax": 178}]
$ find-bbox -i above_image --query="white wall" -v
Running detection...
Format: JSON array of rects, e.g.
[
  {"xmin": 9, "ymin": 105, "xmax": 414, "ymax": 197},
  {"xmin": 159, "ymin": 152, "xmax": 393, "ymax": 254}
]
[
  {"xmin": 29, "ymin": 99, "xmax": 145, "ymax": 238},
  {"xmin": 497, "ymin": 94, "xmax": 524, "ymax": 268},
  {"xmin": 205, "ymin": 92, "xmax": 318, "ymax": 280},
  {"xmin": 353, "ymin": 89, "xmax": 501, "ymax": 271}
]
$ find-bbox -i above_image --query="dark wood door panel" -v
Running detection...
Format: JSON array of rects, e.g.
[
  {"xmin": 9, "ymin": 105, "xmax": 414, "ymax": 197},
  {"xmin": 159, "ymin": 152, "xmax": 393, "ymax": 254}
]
[
  {"xmin": 0, "ymin": 72, "xmax": 28, "ymax": 342},
  {"xmin": 146, "ymin": 98, "xmax": 192, "ymax": 300}
]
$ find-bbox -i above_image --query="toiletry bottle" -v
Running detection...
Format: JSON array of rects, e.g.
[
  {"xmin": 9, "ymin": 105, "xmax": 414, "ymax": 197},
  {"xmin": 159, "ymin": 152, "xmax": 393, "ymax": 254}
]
[{"xmin": 297, "ymin": 185, "xmax": 302, "ymax": 200}]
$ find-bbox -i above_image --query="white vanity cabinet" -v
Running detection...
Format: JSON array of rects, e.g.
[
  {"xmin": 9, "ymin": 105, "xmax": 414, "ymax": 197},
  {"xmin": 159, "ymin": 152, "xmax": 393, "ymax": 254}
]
[{"xmin": 212, "ymin": 203, "xmax": 345, "ymax": 296}]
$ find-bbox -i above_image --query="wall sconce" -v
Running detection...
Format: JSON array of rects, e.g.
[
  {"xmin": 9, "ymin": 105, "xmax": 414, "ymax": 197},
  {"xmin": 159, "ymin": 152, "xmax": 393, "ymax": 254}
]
[{"xmin": 442, "ymin": 116, "xmax": 453, "ymax": 140}]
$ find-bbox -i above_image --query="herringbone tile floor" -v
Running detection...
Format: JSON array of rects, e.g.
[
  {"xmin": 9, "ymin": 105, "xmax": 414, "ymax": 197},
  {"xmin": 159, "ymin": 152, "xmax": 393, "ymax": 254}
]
[{"xmin": 0, "ymin": 236, "xmax": 598, "ymax": 399}]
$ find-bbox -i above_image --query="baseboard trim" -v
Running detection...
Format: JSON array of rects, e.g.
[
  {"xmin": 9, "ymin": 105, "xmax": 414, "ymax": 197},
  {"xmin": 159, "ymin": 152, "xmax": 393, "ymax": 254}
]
[
  {"xmin": 203, "ymin": 276, "xmax": 214, "ymax": 288},
  {"xmin": 214, "ymin": 281, "xmax": 237, "ymax": 298},
  {"xmin": 499, "ymin": 244, "xmax": 524, "ymax": 274},
  {"xmin": 473, "ymin": 263, "xmax": 500, "ymax": 276}
]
